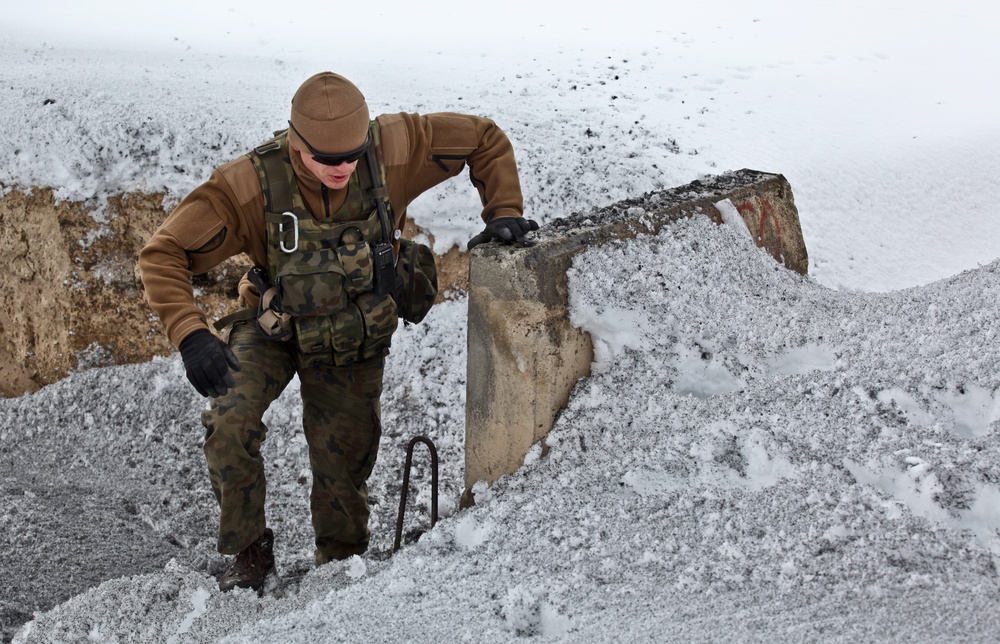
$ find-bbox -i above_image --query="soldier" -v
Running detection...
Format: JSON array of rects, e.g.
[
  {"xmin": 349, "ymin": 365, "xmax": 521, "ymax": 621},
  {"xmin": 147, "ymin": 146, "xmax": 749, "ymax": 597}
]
[{"xmin": 139, "ymin": 72, "xmax": 537, "ymax": 592}]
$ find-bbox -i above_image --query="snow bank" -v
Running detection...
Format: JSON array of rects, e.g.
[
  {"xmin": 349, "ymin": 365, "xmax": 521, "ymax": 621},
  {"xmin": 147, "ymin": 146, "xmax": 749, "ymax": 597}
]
[{"xmin": 10, "ymin": 217, "xmax": 1000, "ymax": 642}]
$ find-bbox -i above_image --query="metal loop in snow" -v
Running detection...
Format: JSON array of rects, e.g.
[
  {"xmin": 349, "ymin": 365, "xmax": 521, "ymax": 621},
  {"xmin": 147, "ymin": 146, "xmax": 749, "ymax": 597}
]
[{"xmin": 393, "ymin": 436, "xmax": 439, "ymax": 553}]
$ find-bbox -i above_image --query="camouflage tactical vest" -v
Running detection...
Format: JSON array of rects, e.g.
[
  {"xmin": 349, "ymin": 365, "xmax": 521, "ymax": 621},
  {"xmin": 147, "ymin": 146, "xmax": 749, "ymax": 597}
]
[{"xmin": 249, "ymin": 121, "xmax": 398, "ymax": 367}]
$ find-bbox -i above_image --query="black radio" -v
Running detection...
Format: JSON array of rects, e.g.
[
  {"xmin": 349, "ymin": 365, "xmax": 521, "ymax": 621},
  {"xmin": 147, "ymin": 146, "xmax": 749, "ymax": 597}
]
[{"xmin": 372, "ymin": 242, "xmax": 396, "ymax": 296}]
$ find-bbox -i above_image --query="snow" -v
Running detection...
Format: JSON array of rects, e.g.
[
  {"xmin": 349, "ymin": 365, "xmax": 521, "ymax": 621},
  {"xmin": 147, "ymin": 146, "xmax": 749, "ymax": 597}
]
[{"xmin": 2, "ymin": 0, "xmax": 1000, "ymax": 642}]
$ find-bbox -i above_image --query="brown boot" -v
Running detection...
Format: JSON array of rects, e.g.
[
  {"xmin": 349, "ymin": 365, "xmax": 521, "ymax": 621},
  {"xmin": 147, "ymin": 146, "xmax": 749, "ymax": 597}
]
[{"xmin": 218, "ymin": 528, "xmax": 275, "ymax": 593}]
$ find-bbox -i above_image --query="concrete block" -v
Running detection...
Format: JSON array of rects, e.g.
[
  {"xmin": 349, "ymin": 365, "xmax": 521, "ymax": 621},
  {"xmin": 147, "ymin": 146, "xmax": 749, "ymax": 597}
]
[{"xmin": 463, "ymin": 169, "xmax": 807, "ymax": 504}]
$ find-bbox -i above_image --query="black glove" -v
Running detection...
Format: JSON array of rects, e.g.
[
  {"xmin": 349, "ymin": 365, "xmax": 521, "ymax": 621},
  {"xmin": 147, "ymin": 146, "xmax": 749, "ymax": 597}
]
[
  {"xmin": 179, "ymin": 329, "xmax": 241, "ymax": 398},
  {"xmin": 467, "ymin": 216, "xmax": 539, "ymax": 250}
]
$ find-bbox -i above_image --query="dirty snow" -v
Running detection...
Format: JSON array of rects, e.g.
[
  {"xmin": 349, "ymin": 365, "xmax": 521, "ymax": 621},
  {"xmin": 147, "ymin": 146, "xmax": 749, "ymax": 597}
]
[{"xmin": 2, "ymin": 0, "xmax": 1000, "ymax": 642}]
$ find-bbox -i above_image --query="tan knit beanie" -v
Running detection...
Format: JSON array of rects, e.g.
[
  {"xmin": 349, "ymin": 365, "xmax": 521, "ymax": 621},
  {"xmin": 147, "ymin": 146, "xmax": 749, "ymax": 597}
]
[{"xmin": 288, "ymin": 72, "xmax": 369, "ymax": 154}]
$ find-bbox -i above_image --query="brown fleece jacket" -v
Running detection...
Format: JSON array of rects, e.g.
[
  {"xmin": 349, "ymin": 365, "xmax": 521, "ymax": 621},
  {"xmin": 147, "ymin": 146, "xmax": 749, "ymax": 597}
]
[{"xmin": 139, "ymin": 112, "xmax": 525, "ymax": 348}]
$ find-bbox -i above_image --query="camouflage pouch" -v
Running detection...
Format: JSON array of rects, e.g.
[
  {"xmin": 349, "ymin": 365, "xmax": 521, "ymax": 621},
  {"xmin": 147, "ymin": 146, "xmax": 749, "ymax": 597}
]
[
  {"xmin": 356, "ymin": 292, "xmax": 399, "ymax": 359},
  {"xmin": 278, "ymin": 250, "xmax": 347, "ymax": 316},
  {"xmin": 294, "ymin": 315, "xmax": 334, "ymax": 366},
  {"xmin": 337, "ymin": 242, "xmax": 374, "ymax": 297},
  {"xmin": 330, "ymin": 305, "xmax": 365, "ymax": 365},
  {"xmin": 394, "ymin": 238, "xmax": 438, "ymax": 324}
]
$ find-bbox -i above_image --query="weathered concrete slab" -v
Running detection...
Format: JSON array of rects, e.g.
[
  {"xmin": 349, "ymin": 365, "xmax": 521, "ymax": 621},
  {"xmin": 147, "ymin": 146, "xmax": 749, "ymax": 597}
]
[{"xmin": 463, "ymin": 169, "xmax": 807, "ymax": 504}]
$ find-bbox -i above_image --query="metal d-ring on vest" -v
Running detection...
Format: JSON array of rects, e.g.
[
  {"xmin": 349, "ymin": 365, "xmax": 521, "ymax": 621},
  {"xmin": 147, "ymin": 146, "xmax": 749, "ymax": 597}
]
[{"xmin": 279, "ymin": 211, "xmax": 299, "ymax": 253}]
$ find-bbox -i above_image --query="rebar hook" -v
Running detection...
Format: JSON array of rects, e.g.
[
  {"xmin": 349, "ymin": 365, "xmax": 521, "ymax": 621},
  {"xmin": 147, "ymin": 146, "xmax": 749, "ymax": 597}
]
[{"xmin": 393, "ymin": 435, "xmax": 439, "ymax": 553}]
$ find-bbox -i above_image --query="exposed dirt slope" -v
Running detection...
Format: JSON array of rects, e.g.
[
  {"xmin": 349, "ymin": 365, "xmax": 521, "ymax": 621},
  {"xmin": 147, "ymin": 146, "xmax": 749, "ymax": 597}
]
[{"xmin": 0, "ymin": 189, "xmax": 464, "ymax": 398}]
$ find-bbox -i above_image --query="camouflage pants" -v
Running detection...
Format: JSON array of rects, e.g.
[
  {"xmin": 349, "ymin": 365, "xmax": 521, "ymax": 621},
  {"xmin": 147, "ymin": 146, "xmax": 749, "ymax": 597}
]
[{"xmin": 202, "ymin": 321, "xmax": 383, "ymax": 564}]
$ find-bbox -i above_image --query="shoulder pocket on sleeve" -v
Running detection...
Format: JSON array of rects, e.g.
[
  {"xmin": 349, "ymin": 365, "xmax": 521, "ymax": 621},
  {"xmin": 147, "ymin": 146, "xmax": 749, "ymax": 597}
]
[
  {"xmin": 378, "ymin": 114, "xmax": 409, "ymax": 167},
  {"xmin": 162, "ymin": 209, "xmax": 225, "ymax": 252},
  {"xmin": 427, "ymin": 114, "xmax": 478, "ymax": 156}
]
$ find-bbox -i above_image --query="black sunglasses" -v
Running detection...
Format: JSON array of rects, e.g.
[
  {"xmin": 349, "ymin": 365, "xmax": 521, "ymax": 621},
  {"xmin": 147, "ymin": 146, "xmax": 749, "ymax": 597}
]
[{"xmin": 288, "ymin": 121, "xmax": 370, "ymax": 166}]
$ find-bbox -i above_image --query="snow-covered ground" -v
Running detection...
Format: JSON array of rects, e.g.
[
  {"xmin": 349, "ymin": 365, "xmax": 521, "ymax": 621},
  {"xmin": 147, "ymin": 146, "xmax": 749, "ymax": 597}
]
[{"xmin": 2, "ymin": 1, "xmax": 1000, "ymax": 641}]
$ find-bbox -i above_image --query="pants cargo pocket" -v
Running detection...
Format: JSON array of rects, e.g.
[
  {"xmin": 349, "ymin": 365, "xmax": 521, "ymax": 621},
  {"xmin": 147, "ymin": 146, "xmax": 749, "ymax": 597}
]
[{"xmin": 356, "ymin": 407, "xmax": 383, "ymax": 485}]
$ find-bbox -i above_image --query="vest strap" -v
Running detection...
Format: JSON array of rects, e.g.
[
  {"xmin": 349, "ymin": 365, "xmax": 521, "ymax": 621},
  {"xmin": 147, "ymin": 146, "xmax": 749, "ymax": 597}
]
[
  {"xmin": 260, "ymin": 150, "xmax": 293, "ymax": 215},
  {"xmin": 213, "ymin": 308, "xmax": 255, "ymax": 332}
]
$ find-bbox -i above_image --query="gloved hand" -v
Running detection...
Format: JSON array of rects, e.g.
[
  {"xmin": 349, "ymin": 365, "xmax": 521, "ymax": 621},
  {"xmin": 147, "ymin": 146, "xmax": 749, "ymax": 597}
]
[
  {"xmin": 467, "ymin": 216, "xmax": 539, "ymax": 250},
  {"xmin": 179, "ymin": 329, "xmax": 242, "ymax": 398}
]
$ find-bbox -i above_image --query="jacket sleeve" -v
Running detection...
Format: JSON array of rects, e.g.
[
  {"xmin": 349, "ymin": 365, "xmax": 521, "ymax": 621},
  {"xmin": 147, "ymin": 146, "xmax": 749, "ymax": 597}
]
[
  {"xmin": 138, "ymin": 159, "xmax": 261, "ymax": 348},
  {"xmin": 379, "ymin": 112, "xmax": 525, "ymax": 223}
]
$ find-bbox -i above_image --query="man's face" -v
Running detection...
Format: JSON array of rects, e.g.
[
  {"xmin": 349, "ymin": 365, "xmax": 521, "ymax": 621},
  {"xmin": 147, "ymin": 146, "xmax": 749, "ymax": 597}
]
[{"xmin": 295, "ymin": 146, "xmax": 359, "ymax": 190}]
